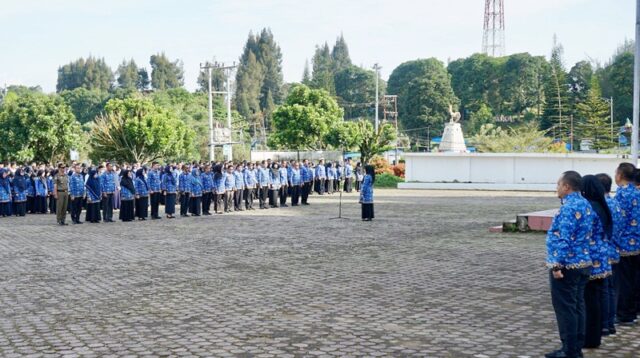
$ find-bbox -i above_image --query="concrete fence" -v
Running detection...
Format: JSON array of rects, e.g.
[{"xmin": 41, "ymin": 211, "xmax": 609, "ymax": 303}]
[
  {"xmin": 399, "ymin": 152, "xmax": 633, "ymax": 191},
  {"xmin": 250, "ymin": 150, "xmax": 343, "ymax": 162}
]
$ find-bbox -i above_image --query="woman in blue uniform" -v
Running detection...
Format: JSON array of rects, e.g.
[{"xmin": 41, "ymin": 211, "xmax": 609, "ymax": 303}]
[
  {"xmin": 189, "ymin": 167, "xmax": 203, "ymax": 216},
  {"xmin": 0, "ymin": 169, "xmax": 12, "ymax": 217},
  {"xmin": 85, "ymin": 169, "xmax": 102, "ymax": 223},
  {"xmin": 119, "ymin": 169, "xmax": 135, "ymax": 222},
  {"xmin": 178, "ymin": 165, "xmax": 191, "ymax": 217},
  {"xmin": 269, "ymin": 163, "xmax": 281, "ymax": 208},
  {"xmin": 134, "ymin": 168, "xmax": 149, "ymax": 220},
  {"xmin": 12, "ymin": 168, "xmax": 28, "ymax": 217},
  {"xmin": 360, "ymin": 165, "xmax": 375, "ymax": 221},
  {"xmin": 47, "ymin": 169, "xmax": 56, "ymax": 214},
  {"xmin": 26, "ymin": 170, "xmax": 36, "ymax": 214},
  {"xmin": 161, "ymin": 165, "xmax": 177, "ymax": 219},
  {"xmin": 34, "ymin": 170, "xmax": 48, "ymax": 214}
]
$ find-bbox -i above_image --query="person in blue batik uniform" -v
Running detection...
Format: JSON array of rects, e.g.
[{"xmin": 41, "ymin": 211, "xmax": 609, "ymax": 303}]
[
  {"xmin": 12, "ymin": 168, "xmax": 28, "ymax": 217},
  {"xmin": 315, "ymin": 159, "xmax": 326, "ymax": 195},
  {"xmin": 224, "ymin": 165, "xmax": 236, "ymax": 213},
  {"xmin": 178, "ymin": 165, "xmax": 192, "ymax": 217},
  {"xmin": 233, "ymin": 164, "xmax": 246, "ymax": 211},
  {"xmin": 269, "ymin": 163, "xmax": 281, "ymax": 208},
  {"xmin": 596, "ymin": 173, "xmax": 623, "ymax": 336},
  {"xmin": 612, "ymin": 163, "xmax": 640, "ymax": 324},
  {"xmin": 134, "ymin": 168, "xmax": 149, "ymax": 220},
  {"xmin": 119, "ymin": 169, "xmax": 136, "ymax": 222},
  {"xmin": 100, "ymin": 163, "xmax": 117, "ymax": 222},
  {"xmin": 243, "ymin": 163, "xmax": 257, "ymax": 210},
  {"xmin": 0, "ymin": 169, "xmax": 12, "ymax": 217},
  {"xmin": 288, "ymin": 162, "xmax": 303, "ymax": 206},
  {"xmin": 34, "ymin": 170, "xmax": 48, "ymax": 214},
  {"xmin": 580, "ymin": 175, "xmax": 613, "ymax": 349},
  {"xmin": 161, "ymin": 165, "xmax": 177, "ymax": 218},
  {"xmin": 213, "ymin": 164, "xmax": 226, "ymax": 214},
  {"xmin": 147, "ymin": 162, "xmax": 162, "ymax": 220},
  {"xmin": 256, "ymin": 161, "xmax": 271, "ymax": 209},
  {"xmin": 189, "ymin": 167, "xmax": 203, "ymax": 216},
  {"xmin": 360, "ymin": 165, "xmax": 375, "ymax": 221},
  {"xmin": 85, "ymin": 169, "xmax": 102, "ymax": 223},
  {"xmin": 279, "ymin": 162, "xmax": 289, "ymax": 207},
  {"xmin": 544, "ymin": 171, "xmax": 593, "ymax": 358},
  {"xmin": 47, "ymin": 170, "xmax": 56, "ymax": 214},
  {"xmin": 69, "ymin": 164, "xmax": 86, "ymax": 224},
  {"xmin": 201, "ymin": 164, "xmax": 214, "ymax": 215}
]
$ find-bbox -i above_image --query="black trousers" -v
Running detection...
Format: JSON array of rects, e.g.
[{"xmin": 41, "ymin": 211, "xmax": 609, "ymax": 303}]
[
  {"xmin": 584, "ymin": 279, "xmax": 603, "ymax": 348},
  {"xmin": 48, "ymin": 195, "xmax": 56, "ymax": 214},
  {"xmin": 270, "ymin": 190, "xmax": 279, "ymax": 208},
  {"xmin": 279, "ymin": 185, "xmax": 288, "ymax": 206},
  {"xmin": 291, "ymin": 185, "xmax": 301, "ymax": 205},
  {"xmin": 102, "ymin": 193, "xmax": 114, "ymax": 221},
  {"xmin": 344, "ymin": 178, "xmax": 352, "ymax": 193},
  {"xmin": 258, "ymin": 186, "xmax": 269, "ymax": 208},
  {"xmin": 234, "ymin": 189, "xmax": 244, "ymax": 210},
  {"xmin": 180, "ymin": 192, "xmax": 190, "ymax": 215},
  {"xmin": 317, "ymin": 178, "xmax": 325, "ymax": 195},
  {"xmin": 362, "ymin": 203, "xmax": 374, "ymax": 220},
  {"xmin": 150, "ymin": 192, "xmax": 161, "ymax": 218},
  {"xmin": 302, "ymin": 182, "xmax": 311, "ymax": 204},
  {"xmin": 617, "ymin": 255, "xmax": 639, "ymax": 322},
  {"xmin": 202, "ymin": 192, "xmax": 212, "ymax": 214},
  {"xmin": 71, "ymin": 197, "xmax": 83, "ymax": 222},
  {"xmin": 326, "ymin": 179, "xmax": 333, "ymax": 194},
  {"xmin": 189, "ymin": 196, "xmax": 202, "ymax": 215},
  {"xmin": 135, "ymin": 196, "xmax": 149, "ymax": 218},
  {"xmin": 550, "ymin": 267, "xmax": 590, "ymax": 358},
  {"xmin": 244, "ymin": 188, "xmax": 254, "ymax": 209},
  {"xmin": 13, "ymin": 201, "xmax": 26, "ymax": 216},
  {"xmin": 85, "ymin": 201, "xmax": 101, "ymax": 222}
]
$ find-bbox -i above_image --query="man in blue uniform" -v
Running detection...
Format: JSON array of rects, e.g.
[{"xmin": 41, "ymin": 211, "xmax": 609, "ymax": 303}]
[
  {"xmin": 244, "ymin": 162, "xmax": 257, "ymax": 210},
  {"xmin": 289, "ymin": 162, "xmax": 303, "ymax": 206},
  {"xmin": 545, "ymin": 171, "xmax": 594, "ymax": 358},
  {"xmin": 148, "ymin": 162, "xmax": 162, "ymax": 220},
  {"xmin": 234, "ymin": 164, "xmax": 245, "ymax": 211},
  {"xmin": 178, "ymin": 165, "xmax": 192, "ymax": 217},
  {"xmin": 256, "ymin": 161, "xmax": 271, "ymax": 209},
  {"xmin": 100, "ymin": 163, "xmax": 117, "ymax": 222},
  {"xmin": 69, "ymin": 164, "xmax": 86, "ymax": 224},
  {"xmin": 344, "ymin": 159, "xmax": 354, "ymax": 193},
  {"xmin": 224, "ymin": 164, "xmax": 236, "ymax": 213},
  {"xmin": 315, "ymin": 159, "xmax": 326, "ymax": 195},
  {"xmin": 201, "ymin": 164, "xmax": 213, "ymax": 215}
]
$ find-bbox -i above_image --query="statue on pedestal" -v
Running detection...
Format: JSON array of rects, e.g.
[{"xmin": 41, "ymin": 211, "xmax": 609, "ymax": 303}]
[{"xmin": 438, "ymin": 105, "xmax": 467, "ymax": 152}]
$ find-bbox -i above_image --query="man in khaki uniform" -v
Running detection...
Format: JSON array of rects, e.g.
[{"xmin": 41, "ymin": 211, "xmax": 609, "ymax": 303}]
[{"xmin": 54, "ymin": 163, "xmax": 69, "ymax": 226}]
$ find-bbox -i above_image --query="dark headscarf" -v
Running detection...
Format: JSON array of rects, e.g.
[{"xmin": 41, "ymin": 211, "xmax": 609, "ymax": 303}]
[
  {"xmin": 136, "ymin": 168, "xmax": 148, "ymax": 190},
  {"xmin": 13, "ymin": 168, "xmax": 27, "ymax": 191},
  {"xmin": 0, "ymin": 169, "xmax": 10, "ymax": 191},
  {"xmin": 164, "ymin": 165, "xmax": 175, "ymax": 185},
  {"xmin": 581, "ymin": 175, "xmax": 612, "ymax": 240},
  {"xmin": 364, "ymin": 165, "xmax": 376, "ymax": 183},
  {"xmin": 86, "ymin": 169, "xmax": 101, "ymax": 198},
  {"xmin": 120, "ymin": 169, "xmax": 136, "ymax": 194},
  {"xmin": 213, "ymin": 164, "xmax": 223, "ymax": 181}
]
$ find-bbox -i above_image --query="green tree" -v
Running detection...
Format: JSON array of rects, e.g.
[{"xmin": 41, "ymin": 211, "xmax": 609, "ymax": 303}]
[
  {"xmin": 311, "ymin": 43, "xmax": 335, "ymax": 95},
  {"xmin": 150, "ymin": 53, "xmax": 184, "ymax": 90},
  {"xmin": 387, "ymin": 58, "xmax": 459, "ymax": 134},
  {"xmin": 0, "ymin": 91, "xmax": 82, "ymax": 162},
  {"xmin": 116, "ymin": 59, "xmax": 140, "ymax": 90},
  {"xmin": 331, "ymin": 34, "xmax": 352, "ymax": 73},
  {"xmin": 197, "ymin": 61, "xmax": 226, "ymax": 92},
  {"xmin": 576, "ymin": 78, "xmax": 615, "ymax": 150},
  {"xmin": 90, "ymin": 97, "xmax": 196, "ymax": 163},
  {"xmin": 543, "ymin": 36, "xmax": 570, "ymax": 140},
  {"xmin": 60, "ymin": 88, "xmax": 110, "ymax": 125},
  {"xmin": 302, "ymin": 60, "xmax": 311, "ymax": 85},
  {"xmin": 465, "ymin": 103, "xmax": 494, "ymax": 135},
  {"xmin": 56, "ymin": 56, "xmax": 114, "ymax": 92},
  {"xmin": 447, "ymin": 53, "xmax": 504, "ymax": 115},
  {"xmin": 470, "ymin": 122, "xmax": 564, "ymax": 153},
  {"xmin": 137, "ymin": 68, "xmax": 150, "ymax": 91},
  {"xmin": 500, "ymin": 53, "xmax": 548, "ymax": 117},
  {"xmin": 599, "ymin": 42, "xmax": 634, "ymax": 126},
  {"xmin": 567, "ymin": 61, "xmax": 593, "ymax": 107},
  {"xmin": 268, "ymin": 84, "xmax": 343, "ymax": 150},
  {"xmin": 257, "ymin": 28, "xmax": 284, "ymax": 107},
  {"xmin": 334, "ymin": 65, "xmax": 383, "ymax": 119},
  {"xmin": 356, "ymin": 120, "xmax": 397, "ymax": 165}
]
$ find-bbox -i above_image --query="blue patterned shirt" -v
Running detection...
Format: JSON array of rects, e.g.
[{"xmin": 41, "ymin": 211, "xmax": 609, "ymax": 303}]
[
  {"xmin": 190, "ymin": 172, "xmax": 203, "ymax": 197},
  {"xmin": 35, "ymin": 178, "xmax": 47, "ymax": 197},
  {"xmin": 202, "ymin": 172, "xmax": 213, "ymax": 192},
  {"xmin": 224, "ymin": 172, "xmax": 236, "ymax": 191},
  {"xmin": 100, "ymin": 171, "xmax": 117, "ymax": 193},
  {"xmin": 256, "ymin": 167, "xmax": 270, "ymax": 187},
  {"xmin": 135, "ymin": 177, "xmax": 149, "ymax": 197},
  {"xmin": 244, "ymin": 169, "xmax": 257, "ymax": 187},
  {"xmin": 234, "ymin": 170, "xmax": 245, "ymax": 189},
  {"xmin": 178, "ymin": 173, "xmax": 191, "ymax": 193},
  {"xmin": 344, "ymin": 164, "xmax": 353, "ymax": 178},
  {"xmin": 121, "ymin": 186, "xmax": 135, "ymax": 201},
  {"xmin": 605, "ymin": 196, "xmax": 623, "ymax": 264},
  {"xmin": 279, "ymin": 167, "xmax": 289, "ymax": 185},
  {"xmin": 69, "ymin": 173, "xmax": 85, "ymax": 197},
  {"xmin": 270, "ymin": 170, "xmax": 281, "ymax": 189},
  {"xmin": 147, "ymin": 170, "xmax": 162, "ymax": 192},
  {"xmin": 315, "ymin": 165, "xmax": 326, "ymax": 179},
  {"xmin": 161, "ymin": 173, "xmax": 177, "ymax": 194},
  {"xmin": 288, "ymin": 168, "xmax": 302, "ymax": 186},
  {"xmin": 360, "ymin": 174, "xmax": 374, "ymax": 204},
  {"xmin": 546, "ymin": 192, "xmax": 594, "ymax": 269},
  {"xmin": 588, "ymin": 213, "xmax": 612, "ymax": 279},
  {"xmin": 614, "ymin": 184, "xmax": 640, "ymax": 256}
]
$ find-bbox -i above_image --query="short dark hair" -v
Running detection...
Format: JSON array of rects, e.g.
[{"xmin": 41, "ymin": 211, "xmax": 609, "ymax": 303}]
[
  {"xmin": 595, "ymin": 173, "xmax": 613, "ymax": 193},
  {"xmin": 617, "ymin": 162, "xmax": 636, "ymax": 182},
  {"xmin": 561, "ymin": 171, "xmax": 582, "ymax": 191}
]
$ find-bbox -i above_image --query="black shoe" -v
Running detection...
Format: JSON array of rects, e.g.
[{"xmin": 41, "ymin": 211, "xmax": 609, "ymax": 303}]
[
  {"xmin": 59, "ymin": 221, "xmax": 68, "ymax": 226},
  {"xmin": 302, "ymin": 203, "xmax": 310, "ymax": 206},
  {"xmin": 609, "ymin": 327, "xmax": 617, "ymax": 335},
  {"xmin": 282, "ymin": 204, "xmax": 289, "ymax": 207},
  {"xmin": 193, "ymin": 214, "xmax": 200, "ymax": 217},
  {"xmin": 616, "ymin": 319, "xmax": 637, "ymax": 326},
  {"xmin": 76, "ymin": 221, "xmax": 83, "ymax": 224},
  {"xmin": 545, "ymin": 350, "xmax": 569, "ymax": 358}
]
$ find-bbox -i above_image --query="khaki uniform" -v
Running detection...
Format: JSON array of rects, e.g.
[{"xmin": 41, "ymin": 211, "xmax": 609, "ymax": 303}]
[{"xmin": 55, "ymin": 174, "xmax": 69, "ymax": 224}]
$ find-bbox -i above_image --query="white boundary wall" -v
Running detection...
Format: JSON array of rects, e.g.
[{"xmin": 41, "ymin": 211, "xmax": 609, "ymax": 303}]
[
  {"xmin": 250, "ymin": 150, "xmax": 342, "ymax": 162},
  {"xmin": 399, "ymin": 152, "xmax": 634, "ymax": 191}
]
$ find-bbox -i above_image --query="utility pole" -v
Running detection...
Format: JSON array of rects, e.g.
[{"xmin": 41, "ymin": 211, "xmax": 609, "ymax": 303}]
[
  {"xmin": 610, "ymin": 97, "xmax": 614, "ymax": 145},
  {"xmin": 373, "ymin": 64, "xmax": 381, "ymax": 133},
  {"xmin": 633, "ymin": 0, "xmax": 640, "ymax": 163},
  {"xmin": 206, "ymin": 61, "xmax": 237, "ymax": 162},
  {"xmin": 383, "ymin": 95, "xmax": 399, "ymax": 164},
  {"xmin": 200, "ymin": 63, "xmax": 215, "ymax": 162}
]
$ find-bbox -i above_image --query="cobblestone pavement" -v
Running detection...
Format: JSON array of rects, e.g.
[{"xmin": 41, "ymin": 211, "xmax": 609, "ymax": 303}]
[{"xmin": 0, "ymin": 190, "xmax": 639, "ymax": 358}]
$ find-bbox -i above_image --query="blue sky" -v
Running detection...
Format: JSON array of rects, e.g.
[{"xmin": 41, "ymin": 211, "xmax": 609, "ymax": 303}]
[{"xmin": 0, "ymin": 0, "xmax": 634, "ymax": 93}]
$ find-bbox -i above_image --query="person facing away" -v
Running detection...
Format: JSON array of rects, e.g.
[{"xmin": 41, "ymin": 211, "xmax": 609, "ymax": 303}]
[
  {"xmin": 544, "ymin": 171, "xmax": 593, "ymax": 358},
  {"xmin": 360, "ymin": 164, "xmax": 375, "ymax": 221}
]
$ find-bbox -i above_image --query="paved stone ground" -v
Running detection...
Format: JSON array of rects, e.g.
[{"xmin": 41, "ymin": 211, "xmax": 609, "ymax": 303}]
[{"xmin": 0, "ymin": 189, "xmax": 639, "ymax": 358}]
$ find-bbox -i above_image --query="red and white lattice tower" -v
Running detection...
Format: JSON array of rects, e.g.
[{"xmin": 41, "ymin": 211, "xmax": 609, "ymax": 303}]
[{"xmin": 482, "ymin": 0, "xmax": 505, "ymax": 57}]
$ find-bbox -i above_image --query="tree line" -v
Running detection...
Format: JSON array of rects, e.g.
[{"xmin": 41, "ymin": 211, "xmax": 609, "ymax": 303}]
[{"xmin": 0, "ymin": 29, "xmax": 636, "ymax": 164}]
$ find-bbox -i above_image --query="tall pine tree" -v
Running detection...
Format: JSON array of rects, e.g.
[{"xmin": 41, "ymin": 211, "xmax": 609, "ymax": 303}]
[
  {"xmin": 331, "ymin": 34, "xmax": 352, "ymax": 73},
  {"xmin": 311, "ymin": 43, "xmax": 335, "ymax": 95},
  {"xmin": 116, "ymin": 59, "xmax": 139, "ymax": 90},
  {"xmin": 150, "ymin": 53, "xmax": 184, "ymax": 90},
  {"xmin": 543, "ymin": 35, "xmax": 570, "ymax": 140}
]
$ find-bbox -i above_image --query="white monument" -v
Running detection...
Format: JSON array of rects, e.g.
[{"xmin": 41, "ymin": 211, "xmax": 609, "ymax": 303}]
[{"xmin": 438, "ymin": 105, "xmax": 467, "ymax": 152}]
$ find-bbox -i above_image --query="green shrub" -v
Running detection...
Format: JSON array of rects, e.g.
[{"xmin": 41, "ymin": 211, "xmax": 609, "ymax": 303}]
[{"xmin": 374, "ymin": 173, "xmax": 404, "ymax": 188}]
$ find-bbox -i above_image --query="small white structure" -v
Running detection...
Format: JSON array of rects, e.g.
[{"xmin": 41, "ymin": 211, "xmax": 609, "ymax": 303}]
[{"xmin": 438, "ymin": 105, "xmax": 467, "ymax": 152}]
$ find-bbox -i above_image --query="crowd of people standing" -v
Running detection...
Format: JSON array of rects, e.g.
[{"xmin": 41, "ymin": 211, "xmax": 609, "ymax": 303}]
[
  {"xmin": 545, "ymin": 163, "xmax": 640, "ymax": 358},
  {"xmin": 0, "ymin": 158, "xmax": 377, "ymax": 225}
]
